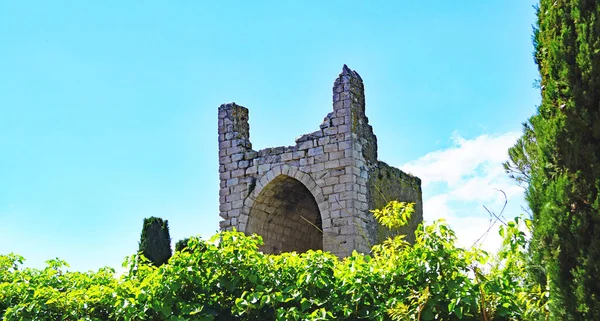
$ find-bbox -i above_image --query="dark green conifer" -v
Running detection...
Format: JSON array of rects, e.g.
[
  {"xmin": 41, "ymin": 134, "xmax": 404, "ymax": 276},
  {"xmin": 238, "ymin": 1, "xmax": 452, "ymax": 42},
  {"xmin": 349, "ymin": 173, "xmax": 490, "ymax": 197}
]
[
  {"xmin": 138, "ymin": 217, "xmax": 172, "ymax": 267},
  {"xmin": 506, "ymin": 1, "xmax": 600, "ymax": 318}
]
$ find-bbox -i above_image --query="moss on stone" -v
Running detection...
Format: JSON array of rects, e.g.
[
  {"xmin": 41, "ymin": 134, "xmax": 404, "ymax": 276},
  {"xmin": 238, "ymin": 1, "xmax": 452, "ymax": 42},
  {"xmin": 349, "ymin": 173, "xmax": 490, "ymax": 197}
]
[{"xmin": 366, "ymin": 161, "xmax": 423, "ymax": 245}]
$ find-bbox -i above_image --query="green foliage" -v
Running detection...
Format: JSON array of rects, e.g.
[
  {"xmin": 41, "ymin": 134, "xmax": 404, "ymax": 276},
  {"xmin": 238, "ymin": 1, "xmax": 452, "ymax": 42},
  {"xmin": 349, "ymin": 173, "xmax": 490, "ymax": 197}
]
[
  {"xmin": 0, "ymin": 202, "xmax": 548, "ymax": 320},
  {"xmin": 370, "ymin": 200, "xmax": 414, "ymax": 230},
  {"xmin": 506, "ymin": 0, "xmax": 600, "ymax": 318},
  {"xmin": 503, "ymin": 122, "xmax": 536, "ymax": 186},
  {"xmin": 0, "ymin": 255, "xmax": 119, "ymax": 320},
  {"xmin": 175, "ymin": 237, "xmax": 191, "ymax": 252},
  {"xmin": 139, "ymin": 217, "xmax": 172, "ymax": 267}
]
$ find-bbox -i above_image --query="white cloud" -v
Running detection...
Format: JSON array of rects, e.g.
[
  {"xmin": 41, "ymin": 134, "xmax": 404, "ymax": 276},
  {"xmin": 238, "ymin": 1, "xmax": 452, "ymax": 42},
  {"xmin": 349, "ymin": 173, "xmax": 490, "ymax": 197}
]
[
  {"xmin": 423, "ymin": 194, "xmax": 451, "ymax": 220},
  {"xmin": 401, "ymin": 132, "xmax": 526, "ymax": 253},
  {"xmin": 403, "ymin": 132, "xmax": 520, "ymax": 188}
]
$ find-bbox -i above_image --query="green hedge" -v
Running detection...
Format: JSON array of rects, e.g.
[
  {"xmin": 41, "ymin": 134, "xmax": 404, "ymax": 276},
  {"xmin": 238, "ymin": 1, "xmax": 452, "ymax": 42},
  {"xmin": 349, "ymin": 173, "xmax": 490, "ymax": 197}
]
[{"xmin": 0, "ymin": 203, "xmax": 547, "ymax": 320}]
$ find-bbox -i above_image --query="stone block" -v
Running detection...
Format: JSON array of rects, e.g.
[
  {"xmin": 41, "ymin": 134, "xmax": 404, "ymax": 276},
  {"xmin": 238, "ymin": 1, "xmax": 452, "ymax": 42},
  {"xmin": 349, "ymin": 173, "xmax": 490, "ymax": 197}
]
[
  {"xmin": 312, "ymin": 163, "xmax": 325, "ymax": 172},
  {"xmin": 329, "ymin": 151, "xmax": 344, "ymax": 160},
  {"xmin": 258, "ymin": 164, "xmax": 271, "ymax": 173},
  {"xmin": 293, "ymin": 150, "xmax": 305, "ymax": 159},
  {"xmin": 246, "ymin": 166, "xmax": 258, "ymax": 175},
  {"xmin": 307, "ymin": 146, "xmax": 324, "ymax": 156},
  {"xmin": 333, "ymin": 184, "xmax": 346, "ymax": 193},
  {"xmin": 324, "ymin": 159, "xmax": 340, "ymax": 169},
  {"xmin": 231, "ymin": 169, "xmax": 245, "ymax": 178},
  {"xmin": 314, "ymin": 154, "xmax": 328, "ymax": 163},
  {"xmin": 219, "ymin": 140, "xmax": 231, "ymax": 149},
  {"xmin": 338, "ymin": 141, "xmax": 352, "ymax": 150},
  {"xmin": 324, "ymin": 127, "xmax": 338, "ymax": 135},
  {"xmin": 227, "ymin": 146, "xmax": 244, "ymax": 155},
  {"xmin": 324, "ymin": 177, "xmax": 339, "ymax": 185},
  {"xmin": 317, "ymin": 136, "xmax": 330, "ymax": 146},
  {"xmin": 297, "ymin": 140, "xmax": 313, "ymax": 150},
  {"xmin": 324, "ymin": 143, "xmax": 338, "ymax": 153}
]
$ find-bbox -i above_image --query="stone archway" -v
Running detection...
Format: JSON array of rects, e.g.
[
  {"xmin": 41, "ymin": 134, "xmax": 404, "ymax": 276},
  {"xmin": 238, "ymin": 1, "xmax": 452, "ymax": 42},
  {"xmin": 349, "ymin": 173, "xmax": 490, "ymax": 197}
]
[
  {"xmin": 241, "ymin": 166, "xmax": 329, "ymax": 254},
  {"xmin": 247, "ymin": 174, "xmax": 322, "ymax": 253}
]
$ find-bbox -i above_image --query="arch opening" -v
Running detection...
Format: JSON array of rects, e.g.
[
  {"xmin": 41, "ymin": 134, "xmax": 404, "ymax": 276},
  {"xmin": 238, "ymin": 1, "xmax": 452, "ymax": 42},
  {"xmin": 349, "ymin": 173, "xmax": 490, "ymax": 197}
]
[{"xmin": 247, "ymin": 175, "xmax": 323, "ymax": 254}]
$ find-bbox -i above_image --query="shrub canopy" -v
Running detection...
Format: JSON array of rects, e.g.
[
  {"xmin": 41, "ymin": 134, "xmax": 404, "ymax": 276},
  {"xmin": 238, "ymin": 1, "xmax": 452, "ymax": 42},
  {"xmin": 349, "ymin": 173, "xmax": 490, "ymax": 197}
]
[{"xmin": 0, "ymin": 202, "xmax": 547, "ymax": 320}]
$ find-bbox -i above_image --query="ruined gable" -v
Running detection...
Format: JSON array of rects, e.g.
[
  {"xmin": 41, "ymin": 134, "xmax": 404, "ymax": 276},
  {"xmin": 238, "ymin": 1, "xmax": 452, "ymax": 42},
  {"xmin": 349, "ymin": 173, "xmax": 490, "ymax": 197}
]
[{"xmin": 217, "ymin": 65, "xmax": 423, "ymax": 257}]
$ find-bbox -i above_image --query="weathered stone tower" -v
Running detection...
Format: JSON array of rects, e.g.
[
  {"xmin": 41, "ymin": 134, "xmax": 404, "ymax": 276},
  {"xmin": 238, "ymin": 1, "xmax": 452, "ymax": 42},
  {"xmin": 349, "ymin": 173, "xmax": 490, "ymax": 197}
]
[{"xmin": 218, "ymin": 65, "xmax": 423, "ymax": 257}]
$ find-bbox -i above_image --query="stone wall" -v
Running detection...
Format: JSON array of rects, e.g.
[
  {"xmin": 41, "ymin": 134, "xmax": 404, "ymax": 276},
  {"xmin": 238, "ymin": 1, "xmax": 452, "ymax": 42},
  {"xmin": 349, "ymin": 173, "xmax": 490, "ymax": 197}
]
[
  {"xmin": 366, "ymin": 162, "xmax": 423, "ymax": 244},
  {"xmin": 217, "ymin": 65, "xmax": 423, "ymax": 257}
]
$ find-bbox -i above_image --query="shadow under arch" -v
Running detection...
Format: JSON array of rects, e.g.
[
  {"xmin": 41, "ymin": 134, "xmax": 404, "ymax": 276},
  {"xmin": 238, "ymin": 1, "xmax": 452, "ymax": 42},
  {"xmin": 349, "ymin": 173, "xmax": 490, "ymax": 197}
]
[{"xmin": 242, "ymin": 166, "xmax": 328, "ymax": 254}]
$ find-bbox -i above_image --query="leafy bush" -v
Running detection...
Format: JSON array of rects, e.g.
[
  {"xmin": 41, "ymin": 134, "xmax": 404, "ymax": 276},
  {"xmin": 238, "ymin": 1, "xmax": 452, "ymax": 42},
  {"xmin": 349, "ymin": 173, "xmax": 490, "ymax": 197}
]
[
  {"xmin": 175, "ymin": 237, "xmax": 191, "ymax": 252},
  {"xmin": 0, "ymin": 202, "xmax": 547, "ymax": 320}
]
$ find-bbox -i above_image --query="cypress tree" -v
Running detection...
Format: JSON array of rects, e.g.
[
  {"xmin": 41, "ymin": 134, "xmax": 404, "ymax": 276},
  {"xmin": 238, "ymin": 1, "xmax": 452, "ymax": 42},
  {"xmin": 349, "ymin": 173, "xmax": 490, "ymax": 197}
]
[
  {"xmin": 138, "ymin": 217, "xmax": 172, "ymax": 267},
  {"xmin": 506, "ymin": 1, "xmax": 600, "ymax": 318}
]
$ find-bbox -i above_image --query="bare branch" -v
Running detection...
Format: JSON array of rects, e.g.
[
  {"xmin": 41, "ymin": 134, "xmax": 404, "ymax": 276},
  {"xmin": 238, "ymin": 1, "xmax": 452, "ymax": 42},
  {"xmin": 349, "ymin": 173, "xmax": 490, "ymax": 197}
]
[{"xmin": 470, "ymin": 189, "xmax": 509, "ymax": 249}]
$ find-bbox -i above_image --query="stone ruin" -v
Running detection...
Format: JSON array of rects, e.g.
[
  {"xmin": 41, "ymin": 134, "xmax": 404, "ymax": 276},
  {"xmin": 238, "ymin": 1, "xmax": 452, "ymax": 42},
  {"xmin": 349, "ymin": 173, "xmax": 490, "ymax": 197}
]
[{"xmin": 217, "ymin": 65, "xmax": 423, "ymax": 257}]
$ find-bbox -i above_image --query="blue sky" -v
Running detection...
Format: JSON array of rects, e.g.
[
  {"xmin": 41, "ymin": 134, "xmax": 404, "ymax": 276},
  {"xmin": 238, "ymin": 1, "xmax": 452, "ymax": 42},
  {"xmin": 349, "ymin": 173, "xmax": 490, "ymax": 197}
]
[{"xmin": 1, "ymin": 1, "xmax": 539, "ymax": 272}]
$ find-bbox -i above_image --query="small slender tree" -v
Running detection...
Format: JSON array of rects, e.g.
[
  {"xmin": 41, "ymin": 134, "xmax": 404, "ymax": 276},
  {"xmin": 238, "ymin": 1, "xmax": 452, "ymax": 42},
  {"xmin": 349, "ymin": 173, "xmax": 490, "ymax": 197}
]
[{"xmin": 138, "ymin": 217, "xmax": 172, "ymax": 267}]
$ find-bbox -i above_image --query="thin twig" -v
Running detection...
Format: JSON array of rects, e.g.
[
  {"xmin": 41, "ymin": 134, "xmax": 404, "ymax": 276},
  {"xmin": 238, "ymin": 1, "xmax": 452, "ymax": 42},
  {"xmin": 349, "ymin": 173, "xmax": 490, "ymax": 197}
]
[
  {"xmin": 492, "ymin": 188, "xmax": 508, "ymax": 223},
  {"xmin": 300, "ymin": 215, "xmax": 348, "ymax": 254},
  {"xmin": 373, "ymin": 184, "xmax": 389, "ymax": 204},
  {"xmin": 471, "ymin": 189, "xmax": 508, "ymax": 249}
]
